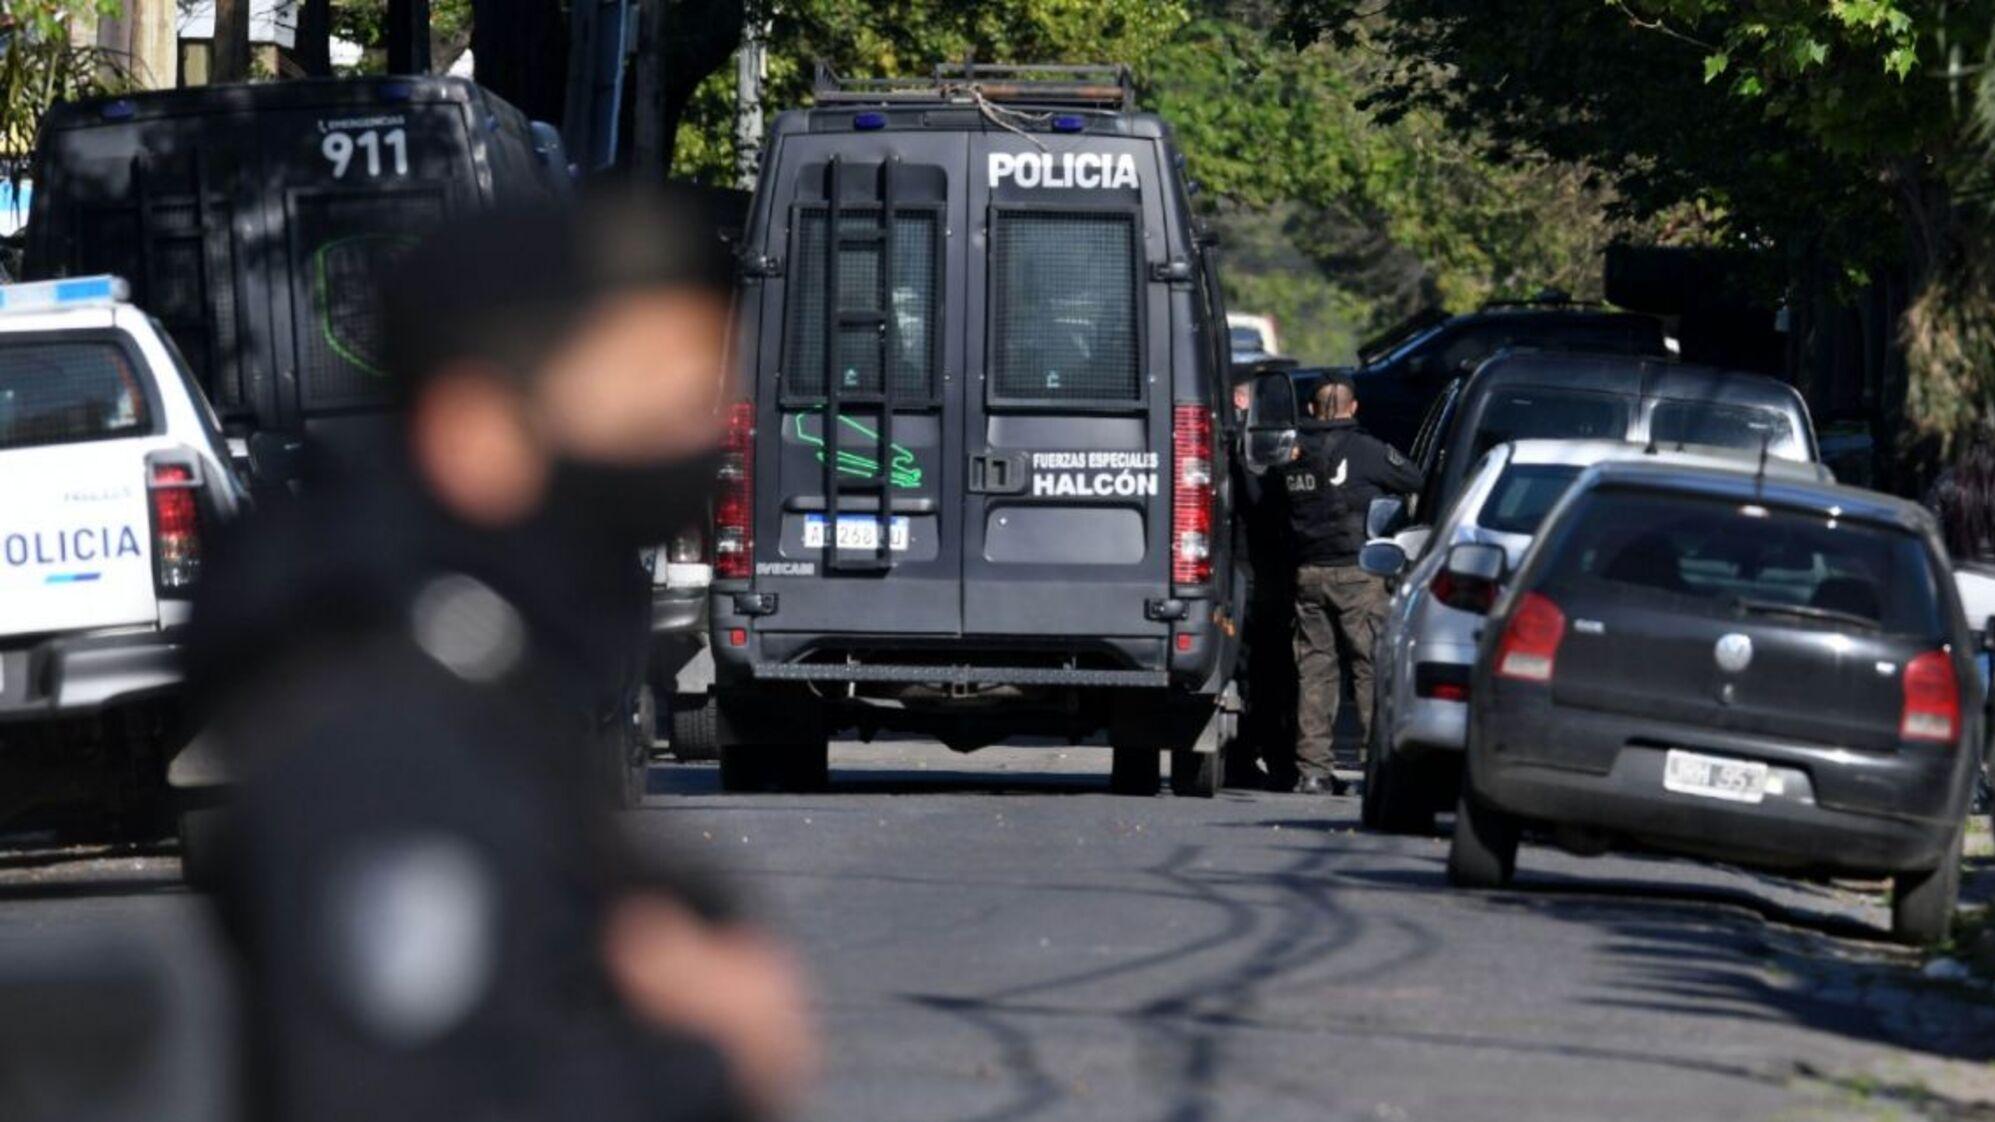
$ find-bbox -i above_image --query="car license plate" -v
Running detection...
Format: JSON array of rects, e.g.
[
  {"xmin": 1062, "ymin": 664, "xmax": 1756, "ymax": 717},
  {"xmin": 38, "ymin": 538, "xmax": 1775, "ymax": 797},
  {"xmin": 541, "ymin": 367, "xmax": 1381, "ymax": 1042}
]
[
  {"xmin": 1662, "ymin": 749, "xmax": 1769, "ymax": 804},
  {"xmin": 803, "ymin": 515, "xmax": 909, "ymax": 551}
]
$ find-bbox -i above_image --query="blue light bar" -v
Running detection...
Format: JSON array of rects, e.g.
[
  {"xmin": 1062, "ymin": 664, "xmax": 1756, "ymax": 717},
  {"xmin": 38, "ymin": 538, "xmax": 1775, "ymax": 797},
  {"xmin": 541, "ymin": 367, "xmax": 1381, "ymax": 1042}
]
[
  {"xmin": 0, "ymin": 275, "xmax": 130, "ymax": 314},
  {"xmin": 380, "ymin": 81, "xmax": 413, "ymax": 103},
  {"xmin": 100, "ymin": 100, "xmax": 135, "ymax": 121},
  {"xmin": 853, "ymin": 111, "xmax": 888, "ymax": 131},
  {"xmin": 1051, "ymin": 115, "xmax": 1085, "ymax": 133}
]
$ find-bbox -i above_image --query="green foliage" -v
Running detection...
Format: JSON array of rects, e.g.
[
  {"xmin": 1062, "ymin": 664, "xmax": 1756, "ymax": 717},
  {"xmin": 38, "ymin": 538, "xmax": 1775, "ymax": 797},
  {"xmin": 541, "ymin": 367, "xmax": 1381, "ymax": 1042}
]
[
  {"xmin": 671, "ymin": 4, "xmax": 1649, "ymax": 362},
  {"xmin": 1, "ymin": 0, "xmax": 131, "ymax": 160}
]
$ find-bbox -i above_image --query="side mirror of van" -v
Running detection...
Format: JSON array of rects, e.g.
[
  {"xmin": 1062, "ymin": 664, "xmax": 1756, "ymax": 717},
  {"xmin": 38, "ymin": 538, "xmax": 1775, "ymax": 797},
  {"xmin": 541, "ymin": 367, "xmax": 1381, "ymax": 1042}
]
[
  {"xmin": 1241, "ymin": 370, "xmax": 1299, "ymax": 473},
  {"xmin": 1437, "ymin": 542, "xmax": 1505, "ymax": 613},
  {"xmin": 1366, "ymin": 496, "xmax": 1408, "ymax": 539},
  {"xmin": 1359, "ymin": 540, "xmax": 1408, "ymax": 579}
]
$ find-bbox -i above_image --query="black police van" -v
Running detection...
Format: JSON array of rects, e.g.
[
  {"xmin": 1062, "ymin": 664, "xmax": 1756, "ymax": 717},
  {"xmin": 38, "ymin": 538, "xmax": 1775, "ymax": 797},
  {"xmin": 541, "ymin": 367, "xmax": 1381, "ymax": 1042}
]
[
  {"xmin": 23, "ymin": 77, "xmax": 569, "ymax": 486},
  {"xmin": 706, "ymin": 64, "xmax": 1239, "ymax": 795}
]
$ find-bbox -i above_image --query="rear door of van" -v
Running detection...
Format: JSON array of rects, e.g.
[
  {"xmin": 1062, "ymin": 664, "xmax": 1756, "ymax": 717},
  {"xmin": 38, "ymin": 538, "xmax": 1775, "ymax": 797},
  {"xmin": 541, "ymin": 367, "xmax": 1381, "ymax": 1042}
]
[{"xmin": 961, "ymin": 135, "xmax": 1173, "ymax": 646}]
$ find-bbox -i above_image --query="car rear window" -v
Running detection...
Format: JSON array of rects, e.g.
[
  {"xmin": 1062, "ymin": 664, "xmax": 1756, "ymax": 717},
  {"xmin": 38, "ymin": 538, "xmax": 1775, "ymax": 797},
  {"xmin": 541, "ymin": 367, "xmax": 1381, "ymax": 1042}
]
[
  {"xmin": 1471, "ymin": 389, "xmax": 1630, "ymax": 460},
  {"xmin": 1540, "ymin": 488, "xmax": 1944, "ymax": 637},
  {"xmin": 992, "ymin": 212, "xmax": 1139, "ymax": 402},
  {"xmin": 0, "ymin": 340, "xmax": 151, "ymax": 450},
  {"xmin": 1649, "ymin": 400, "xmax": 1793, "ymax": 452},
  {"xmin": 1478, "ymin": 463, "xmax": 1583, "ymax": 535}
]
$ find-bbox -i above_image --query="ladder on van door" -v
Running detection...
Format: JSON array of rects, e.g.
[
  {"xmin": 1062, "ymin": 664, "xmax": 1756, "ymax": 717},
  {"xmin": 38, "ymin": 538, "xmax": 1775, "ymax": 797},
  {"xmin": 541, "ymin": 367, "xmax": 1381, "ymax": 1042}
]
[{"xmin": 817, "ymin": 154, "xmax": 904, "ymax": 574}]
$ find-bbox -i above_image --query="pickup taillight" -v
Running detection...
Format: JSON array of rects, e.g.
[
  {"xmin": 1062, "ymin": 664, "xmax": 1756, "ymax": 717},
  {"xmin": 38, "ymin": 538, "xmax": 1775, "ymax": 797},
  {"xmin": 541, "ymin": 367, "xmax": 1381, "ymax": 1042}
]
[
  {"xmin": 1900, "ymin": 650, "xmax": 1959, "ymax": 743},
  {"xmin": 147, "ymin": 461, "xmax": 202, "ymax": 591}
]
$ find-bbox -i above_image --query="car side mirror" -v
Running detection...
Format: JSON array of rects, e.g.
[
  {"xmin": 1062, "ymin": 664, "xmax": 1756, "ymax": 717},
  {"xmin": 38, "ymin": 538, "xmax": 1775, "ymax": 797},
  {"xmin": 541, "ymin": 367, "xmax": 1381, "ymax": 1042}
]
[
  {"xmin": 1241, "ymin": 370, "xmax": 1300, "ymax": 473},
  {"xmin": 1366, "ymin": 496, "xmax": 1408, "ymax": 539},
  {"xmin": 1437, "ymin": 542, "xmax": 1505, "ymax": 614},
  {"xmin": 1359, "ymin": 540, "xmax": 1408, "ymax": 578}
]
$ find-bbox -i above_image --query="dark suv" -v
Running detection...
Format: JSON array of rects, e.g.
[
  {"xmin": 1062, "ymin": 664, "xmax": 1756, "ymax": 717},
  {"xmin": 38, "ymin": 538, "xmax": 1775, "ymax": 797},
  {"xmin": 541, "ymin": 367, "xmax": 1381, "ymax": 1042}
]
[
  {"xmin": 1446, "ymin": 459, "xmax": 1984, "ymax": 944},
  {"xmin": 1352, "ymin": 297, "xmax": 1668, "ymax": 453},
  {"xmin": 705, "ymin": 65, "xmax": 1239, "ymax": 795}
]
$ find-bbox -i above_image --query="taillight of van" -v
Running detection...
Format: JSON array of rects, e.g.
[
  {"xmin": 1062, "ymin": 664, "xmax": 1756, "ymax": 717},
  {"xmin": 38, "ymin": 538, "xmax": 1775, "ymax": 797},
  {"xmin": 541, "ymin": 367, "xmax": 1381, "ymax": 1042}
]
[
  {"xmin": 1172, "ymin": 404, "xmax": 1214, "ymax": 587},
  {"xmin": 147, "ymin": 460, "xmax": 202, "ymax": 591},
  {"xmin": 714, "ymin": 402, "xmax": 756, "ymax": 581}
]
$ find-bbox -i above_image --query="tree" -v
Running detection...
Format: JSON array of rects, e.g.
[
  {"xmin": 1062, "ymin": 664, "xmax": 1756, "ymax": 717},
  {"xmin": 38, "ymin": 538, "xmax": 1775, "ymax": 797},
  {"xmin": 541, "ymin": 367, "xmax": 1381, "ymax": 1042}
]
[
  {"xmin": 212, "ymin": 0, "xmax": 252, "ymax": 81},
  {"xmin": 1, "ymin": 0, "xmax": 130, "ymax": 163}
]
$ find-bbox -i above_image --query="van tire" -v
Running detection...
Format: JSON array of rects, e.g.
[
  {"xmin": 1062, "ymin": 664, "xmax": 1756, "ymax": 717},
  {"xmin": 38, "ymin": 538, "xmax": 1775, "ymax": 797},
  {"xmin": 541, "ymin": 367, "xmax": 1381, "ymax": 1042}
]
[
  {"xmin": 1109, "ymin": 746, "xmax": 1160, "ymax": 796},
  {"xmin": 670, "ymin": 695, "xmax": 721, "ymax": 761},
  {"xmin": 782, "ymin": 738, "xmax": 831, "ymax": 793},
  {"xmin": 1447, "ymin": 790, "xmax": 1519, "ymax": 889},
  {"xmin": 1169, "ymin": 749, "xmax": 1220, "ymax": 798},
  {"xmin": 1365, "ymin": 744, "xmax": 1436, "ymax": 836},
  {"xmin": 1890, "ymin": 830, "xmax": 1962, "ymax": 946},
  {"xmin": 720, "ymin": 739, "xmax": 829, "ymax": 793}
]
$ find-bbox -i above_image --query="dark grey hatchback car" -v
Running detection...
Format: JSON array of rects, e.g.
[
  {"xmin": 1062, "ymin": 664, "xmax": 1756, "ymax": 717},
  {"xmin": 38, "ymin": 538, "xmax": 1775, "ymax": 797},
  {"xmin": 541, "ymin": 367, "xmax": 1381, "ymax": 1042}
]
[{"xmin": 1448, "ymin": 460, "xmax": 1984, "ymax": 944}]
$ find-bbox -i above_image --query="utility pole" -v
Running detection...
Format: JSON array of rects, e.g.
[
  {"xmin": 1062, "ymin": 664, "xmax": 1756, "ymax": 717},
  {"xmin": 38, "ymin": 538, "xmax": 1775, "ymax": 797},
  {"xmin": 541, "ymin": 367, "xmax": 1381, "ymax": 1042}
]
[
  {"xmin": 386, "ymin": 0, "xmax": 433, "ymax": 75},
  {"xmin": 734, "ymin": 14, "xmax": 768, "ymax": 190},
  {"xmin": 295, "ymin": 0, "xmax": 333, "ymax": 77}
]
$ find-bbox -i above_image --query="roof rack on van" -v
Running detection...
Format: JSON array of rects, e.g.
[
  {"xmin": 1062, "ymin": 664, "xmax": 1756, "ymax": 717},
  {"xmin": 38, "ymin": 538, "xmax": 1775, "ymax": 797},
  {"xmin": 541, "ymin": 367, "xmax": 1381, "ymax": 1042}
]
[{"xmin": 811, "ymin": 61, "xmax": 1136, "ymax": 111}]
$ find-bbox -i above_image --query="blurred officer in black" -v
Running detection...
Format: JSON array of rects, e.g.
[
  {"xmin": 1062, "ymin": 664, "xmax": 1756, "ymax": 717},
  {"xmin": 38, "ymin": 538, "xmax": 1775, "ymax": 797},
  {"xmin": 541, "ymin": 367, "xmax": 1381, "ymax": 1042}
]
[
  {"xmin": 188, "ymin": 195, "xmax": 813, "ymax": 1122},
  {"xmin": 1228, "ymin": 371, "xmax": 1297, "ymax": 789},
  {"xmin": 1276, "ymin": 373, "xmax": 1423, "ymax": 794}
]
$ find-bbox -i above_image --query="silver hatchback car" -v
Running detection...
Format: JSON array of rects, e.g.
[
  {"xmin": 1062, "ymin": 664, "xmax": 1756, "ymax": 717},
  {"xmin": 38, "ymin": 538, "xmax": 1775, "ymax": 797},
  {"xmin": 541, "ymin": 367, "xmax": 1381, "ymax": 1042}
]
[{"xmin": 1357, "ymin": 439, "xmax": 1831, "ymax": 833}]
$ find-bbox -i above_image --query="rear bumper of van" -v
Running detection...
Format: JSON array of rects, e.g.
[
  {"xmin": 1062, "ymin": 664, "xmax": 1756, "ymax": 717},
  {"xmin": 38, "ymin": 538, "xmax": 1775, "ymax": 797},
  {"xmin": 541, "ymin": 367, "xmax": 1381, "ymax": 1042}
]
[
  {"xmin": 0, "ymin": 627, "xmax": 182, "ymax": 722},
  {"xmin": 709, "ymin": 590, "xmax": 1230, "ymax": 693}
]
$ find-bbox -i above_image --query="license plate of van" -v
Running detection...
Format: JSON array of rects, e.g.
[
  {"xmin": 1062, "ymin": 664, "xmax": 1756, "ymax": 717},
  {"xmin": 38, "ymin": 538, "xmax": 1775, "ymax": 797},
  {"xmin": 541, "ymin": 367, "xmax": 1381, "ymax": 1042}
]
[
  {"xmin": 803, "ymin": 515, "xmax": 910, "ymax": 552},
  {"xmin": 1662, "ymin": 749, "xmax": 1769, "ymax": 804}
]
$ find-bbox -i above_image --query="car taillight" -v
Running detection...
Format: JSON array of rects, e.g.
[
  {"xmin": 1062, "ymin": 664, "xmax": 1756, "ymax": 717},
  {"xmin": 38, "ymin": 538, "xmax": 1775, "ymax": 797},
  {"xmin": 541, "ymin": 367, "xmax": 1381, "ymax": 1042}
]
[
  {"xmin": 147, "ymin": 462, "xmax": 202, "ymax": 591},
  {"xmin": 1172, "ymin": 404, "xmax": 1214, "ymax": 587},
  {"xmin": 1900, "ymin": 650, "xmax": 1959, "ymax": 743},
  {"xmin": 1429, "ymin": 569, "xmax": 1495, "ymax": 613},
  {"xmin": 1494, "ymin": 591, "xmax": 1565, "ymax": 683},
  {"xmin": 714, "ymin": 402, "xmax": 755, "ymax": 580}
]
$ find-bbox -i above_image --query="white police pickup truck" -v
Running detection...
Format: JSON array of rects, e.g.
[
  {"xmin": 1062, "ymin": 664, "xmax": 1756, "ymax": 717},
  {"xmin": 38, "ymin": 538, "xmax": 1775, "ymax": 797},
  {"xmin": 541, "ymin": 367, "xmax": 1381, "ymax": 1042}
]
[{"xmin": 0, "ymin": 276, "xmax": 245, "ymax": 834}]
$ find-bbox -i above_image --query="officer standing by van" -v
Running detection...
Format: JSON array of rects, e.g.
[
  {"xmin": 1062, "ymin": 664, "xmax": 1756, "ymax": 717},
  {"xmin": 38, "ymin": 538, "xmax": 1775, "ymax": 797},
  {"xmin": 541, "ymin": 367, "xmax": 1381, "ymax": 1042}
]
[{"xmin": 1278, "ymin": 373, "xmax": 1423, "ymax": 794}]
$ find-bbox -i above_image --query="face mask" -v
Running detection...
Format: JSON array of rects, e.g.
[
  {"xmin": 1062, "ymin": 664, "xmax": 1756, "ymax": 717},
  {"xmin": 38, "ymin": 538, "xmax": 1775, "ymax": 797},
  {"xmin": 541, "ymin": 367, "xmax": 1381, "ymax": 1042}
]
[{"xmin": 541, "ymin": 448, "xmax": 722, "ymax": 553}]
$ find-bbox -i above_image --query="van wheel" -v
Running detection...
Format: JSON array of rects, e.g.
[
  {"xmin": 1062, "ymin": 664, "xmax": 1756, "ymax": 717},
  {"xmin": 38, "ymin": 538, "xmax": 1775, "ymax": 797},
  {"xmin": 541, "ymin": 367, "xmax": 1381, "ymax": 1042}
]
[
  {"xmin": 1447, "ymin": 790, "xmax": 1519, "ymax": 888},
  {"xmin": 720, "ymin": 739, "xmax": 829, "ymax": 793},
  {"xmin": 719, "ymin": 742, "xmax": 773, "ymax": 793},
  {"xmin": 670, "ymin": 695, "xmax": 721, "ymax": 762},
  {"xmin": 1169, "ymin": 749, "xmax": 1221, "ymax": 798},
  {"xmin": 780, "ymin": 738, "xmax": 831, "ymax": 793},
  {"xmin": 1890, "ymin": 830, "xmax": 1962, "ymax": 946},
  {"xmin": 1109, "ymin": 746, "xmax": 1160, "ymax": 796},
  {"xmin": 1366, "ymin": 745, "xmax": 1437, "ymax": 836}
]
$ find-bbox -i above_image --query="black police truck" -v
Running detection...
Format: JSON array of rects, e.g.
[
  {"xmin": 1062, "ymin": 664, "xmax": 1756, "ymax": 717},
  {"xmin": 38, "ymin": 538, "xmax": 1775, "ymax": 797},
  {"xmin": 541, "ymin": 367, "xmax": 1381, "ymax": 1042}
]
[
  {"xmin": 23, "ymin": 77, "xmax": 569, "ymax": 488},
  {"xmin": 706, "ymin": 64, "xmax": 1240, "ymax": 795}
]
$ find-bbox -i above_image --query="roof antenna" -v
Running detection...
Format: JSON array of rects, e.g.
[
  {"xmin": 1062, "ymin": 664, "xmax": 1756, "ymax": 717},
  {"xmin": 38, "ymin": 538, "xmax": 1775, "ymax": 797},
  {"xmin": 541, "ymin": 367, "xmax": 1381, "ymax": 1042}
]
[{"xmin": 1755, "ymin": 428, "xmax": 1771, "ymax": 493}]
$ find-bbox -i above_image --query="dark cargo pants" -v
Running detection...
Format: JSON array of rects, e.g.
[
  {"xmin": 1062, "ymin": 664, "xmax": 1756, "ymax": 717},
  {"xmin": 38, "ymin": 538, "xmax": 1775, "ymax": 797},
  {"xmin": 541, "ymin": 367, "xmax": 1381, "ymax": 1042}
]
[{"xmin": 1293, "ymin": 564, "xmax": 1387, "ymax": 781}]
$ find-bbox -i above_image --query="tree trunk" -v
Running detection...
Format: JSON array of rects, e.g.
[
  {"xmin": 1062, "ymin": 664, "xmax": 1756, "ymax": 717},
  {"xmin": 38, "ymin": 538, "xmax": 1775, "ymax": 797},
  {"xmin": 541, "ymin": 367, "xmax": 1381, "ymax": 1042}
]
[
  {"xmin": 387, "ymin": 0, "xmax": 434, "ymax": 75},
  {"xmin": 472, "ymin": 0, "xmax": 569, "ymax": 121},
  {"xmin": 644, "ymin": 0, "xmax": 743, "ymax": 180},
  {"xmin": 211, "ymin": 0, "xmax": 252, "ymax": 83},
  {"xmin": 295, "ymin": 0, "xmax": 332, "ymax": 77}
]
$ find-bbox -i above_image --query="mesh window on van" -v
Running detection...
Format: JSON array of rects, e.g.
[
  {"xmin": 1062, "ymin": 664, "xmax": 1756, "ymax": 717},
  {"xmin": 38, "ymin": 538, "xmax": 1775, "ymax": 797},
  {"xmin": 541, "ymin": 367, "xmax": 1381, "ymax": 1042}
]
[
  {"xmin": 293, "ymin": 192, "xmax": 444, "ymax": 408},
  {"xmin": 992, "ymin": 212, "xmax": 1139, "ymax": 402},
  {"xmin": 0, "ymin": 342, "xmax": 151, "ymax": 450},
  {"xmin": 786, "ymin": 210, "xmax": 939, "ymax": 400}
]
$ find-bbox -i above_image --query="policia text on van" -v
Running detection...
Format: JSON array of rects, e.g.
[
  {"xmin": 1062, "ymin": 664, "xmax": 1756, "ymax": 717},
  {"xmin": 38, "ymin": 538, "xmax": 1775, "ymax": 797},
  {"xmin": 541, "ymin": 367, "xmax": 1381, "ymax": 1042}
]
[{"xmin": 702, "ymin": 64, "xmax": 1241, "ymax": 796}]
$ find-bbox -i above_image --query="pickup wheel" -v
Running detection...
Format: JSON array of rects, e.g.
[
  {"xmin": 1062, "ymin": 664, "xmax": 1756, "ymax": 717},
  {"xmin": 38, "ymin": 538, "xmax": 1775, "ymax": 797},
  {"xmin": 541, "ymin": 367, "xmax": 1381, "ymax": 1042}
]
[
  {"xmin": 1169, "ymin": 749, "xmax": 1221, "ymax": 798},
  {"xmin": 1109, "ymin": 745, "xmax": 1160, "ymax": 796},
  {"xmin": 1447, "ymin": 789, "xmax": 1520, "ymax": 889},
  {"xmin": 1890, "ymin": 829, "xmax": 1962, "ymax": 946},
  {"xmin": 670, "ymin": 694, "xmax": 721, "ymax": 761}
]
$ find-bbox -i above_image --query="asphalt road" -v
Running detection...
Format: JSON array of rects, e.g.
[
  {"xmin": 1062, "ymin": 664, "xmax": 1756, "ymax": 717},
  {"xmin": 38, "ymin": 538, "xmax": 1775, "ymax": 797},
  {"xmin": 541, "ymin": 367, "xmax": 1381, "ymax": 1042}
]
[{"xmin": 2, "ymin": 740, "xmax": 1992, "ymax": 1122}]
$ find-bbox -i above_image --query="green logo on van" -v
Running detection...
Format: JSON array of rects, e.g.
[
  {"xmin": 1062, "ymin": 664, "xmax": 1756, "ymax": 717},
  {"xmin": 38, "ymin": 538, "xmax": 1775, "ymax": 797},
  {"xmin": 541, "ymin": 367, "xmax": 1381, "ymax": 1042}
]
[{"xmin": 789, "ymin": 410, "xmax": 923, "ymax": 489}]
